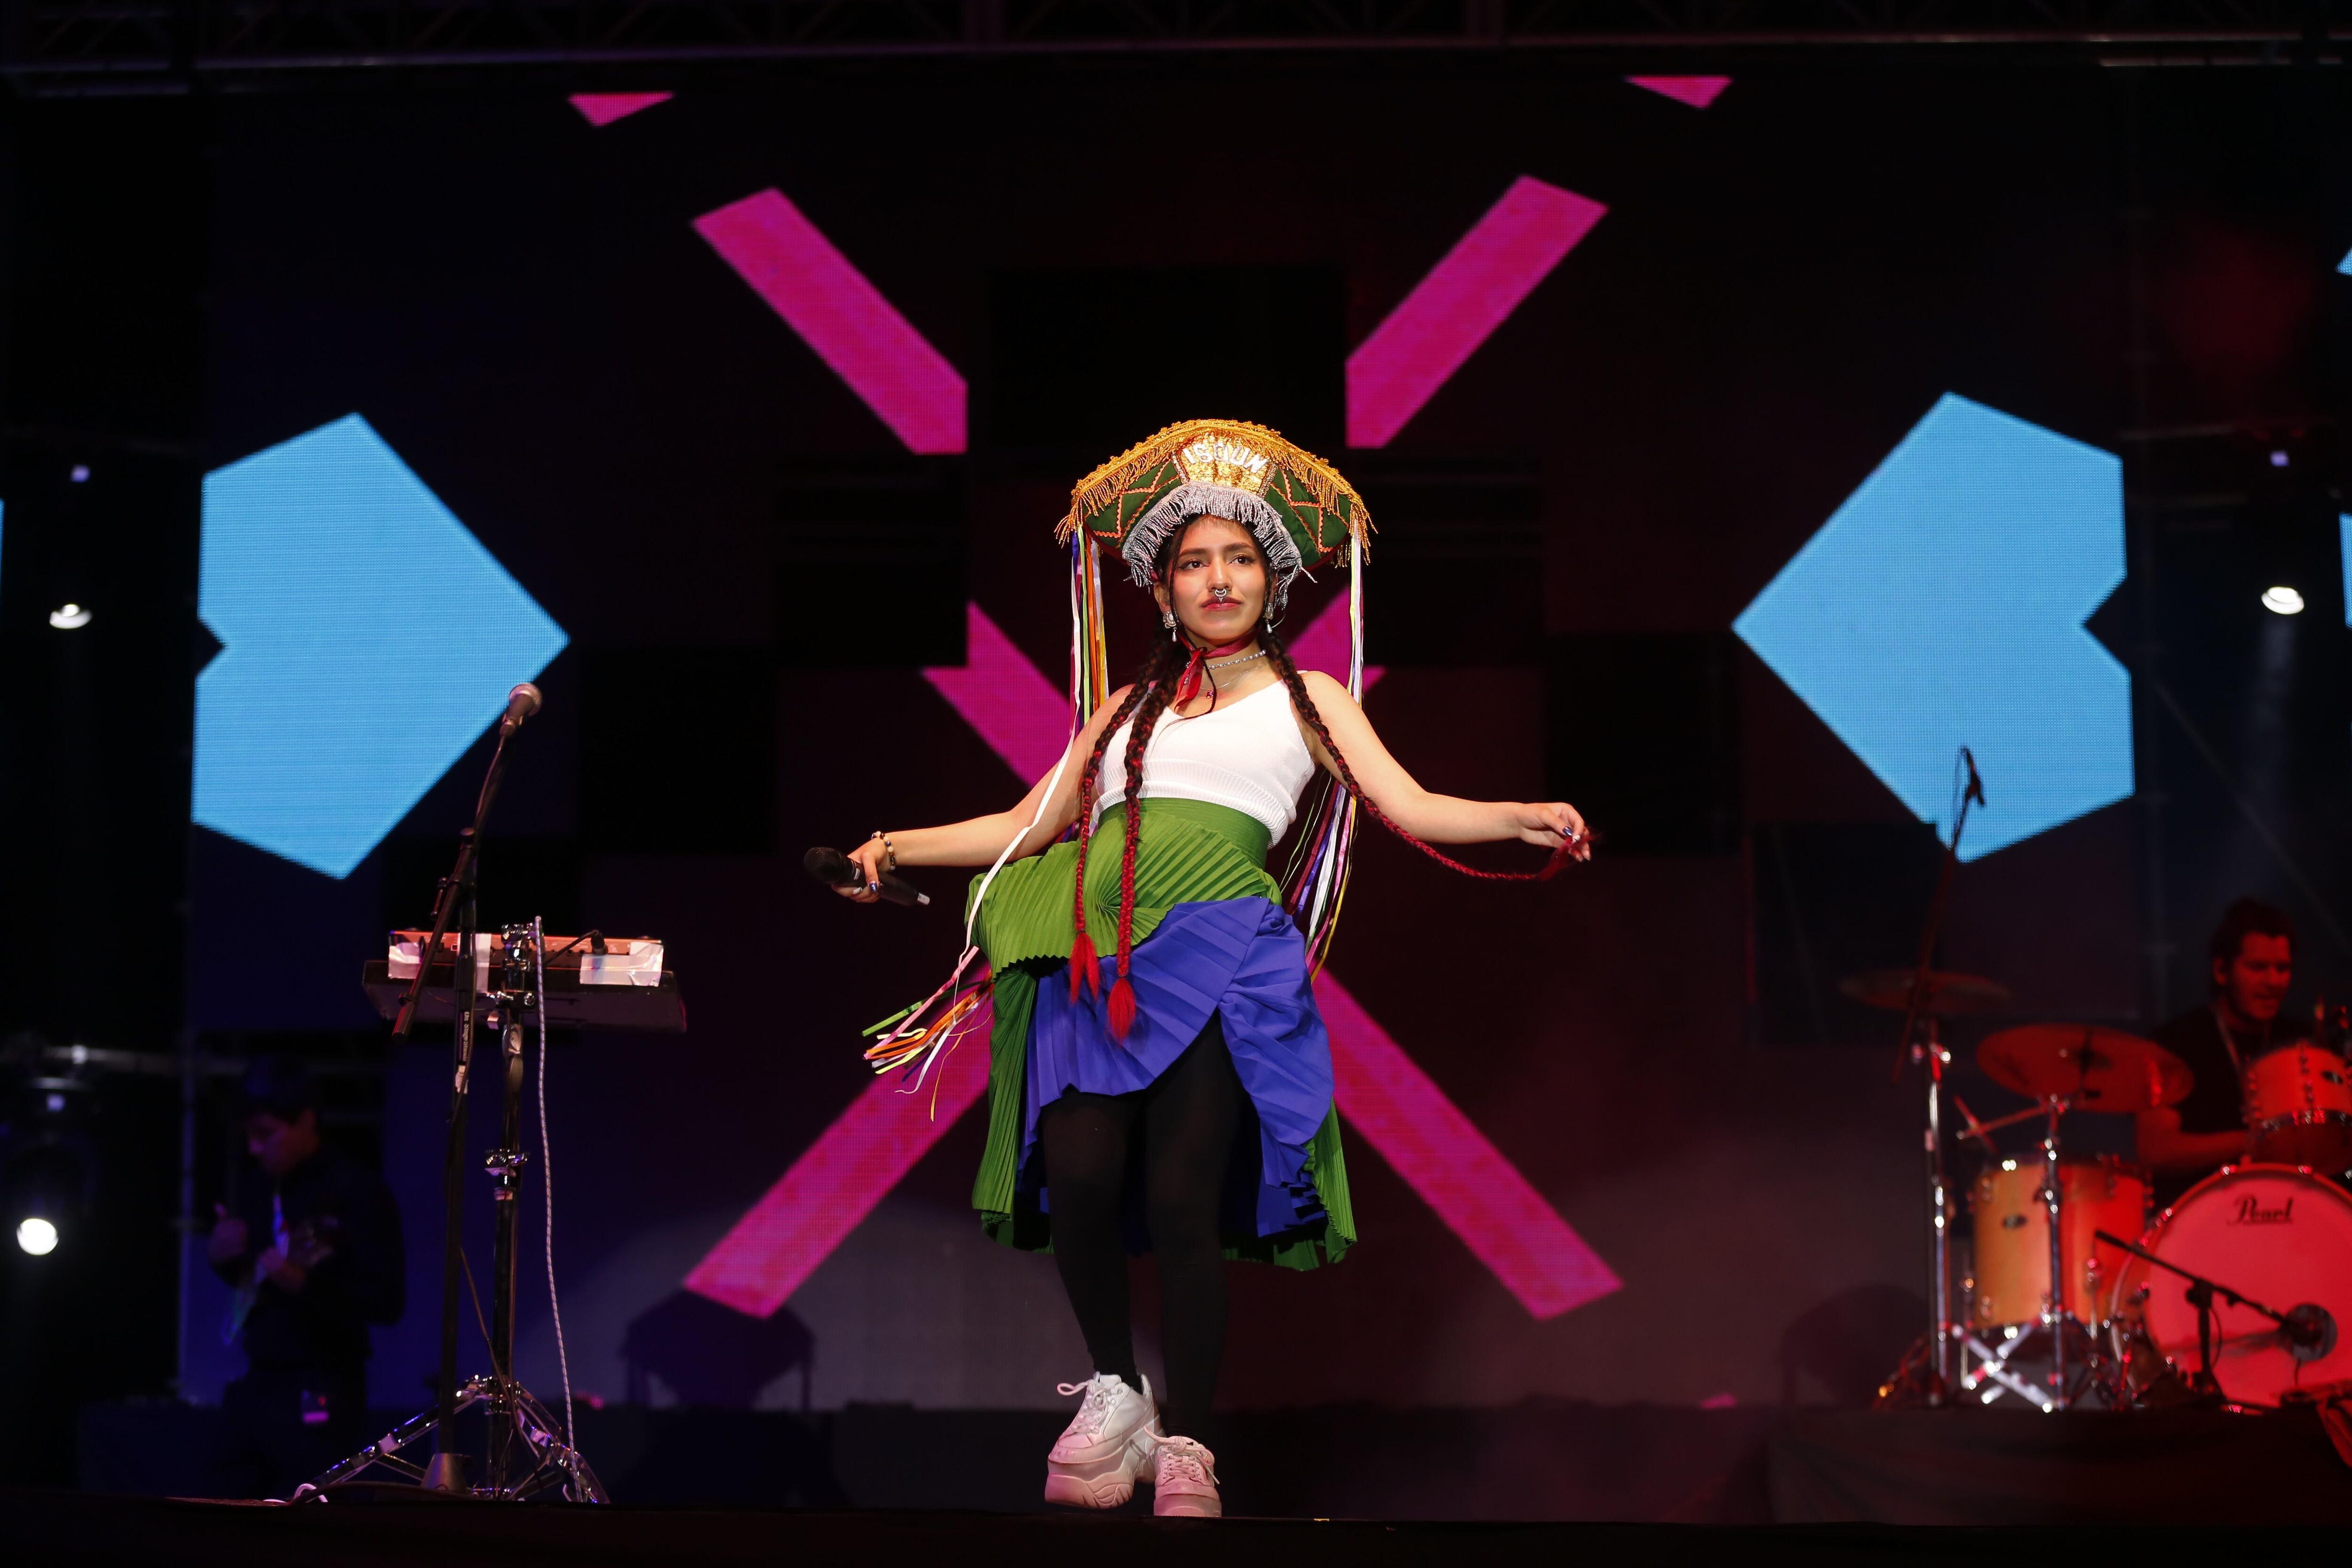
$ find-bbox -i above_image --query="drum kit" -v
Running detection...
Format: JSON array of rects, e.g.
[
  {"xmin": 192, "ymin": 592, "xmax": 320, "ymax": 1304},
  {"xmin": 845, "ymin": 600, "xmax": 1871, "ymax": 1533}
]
[{"xmin": 1860, "ymin": 969, "xmax": 2352, "ymax": 1411}]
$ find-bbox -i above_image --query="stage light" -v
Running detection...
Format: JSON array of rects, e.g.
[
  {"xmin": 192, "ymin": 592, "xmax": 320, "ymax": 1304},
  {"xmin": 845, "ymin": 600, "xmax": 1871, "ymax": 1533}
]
[
  {"xmin": 69, "ymin": 465, "xmax": 89, "ymax": 483},
  {"xmin": 15, "ymin": 1217, "xmax": 56, "ymax": 1256},
  {"xmin": 47, "ymin": 603, "xmax": 90, "ymax": 629},
  {"xmin": 2261, "ymin": 586, "xmax": 2304, "ymax": 615},
  {"xmin": 2270, "ymin": 451, "xmax": 2289, "ymax": 469}
]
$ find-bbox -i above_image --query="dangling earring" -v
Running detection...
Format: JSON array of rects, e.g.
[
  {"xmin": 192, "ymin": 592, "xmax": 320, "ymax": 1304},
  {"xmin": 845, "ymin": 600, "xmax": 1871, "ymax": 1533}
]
[{"xmin": 1162, "ymin": 610, "xmax": 1177, "ymax": 634}]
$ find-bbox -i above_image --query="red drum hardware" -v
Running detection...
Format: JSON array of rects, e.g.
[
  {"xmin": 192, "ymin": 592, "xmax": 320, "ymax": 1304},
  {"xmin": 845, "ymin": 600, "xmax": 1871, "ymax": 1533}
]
[
  {"xmin": 2242, "ymin": 1043, "xmax": 2352, "ymax": 1175},
  {"xmin": 1869, "ymin": 997, "xmax": 2352, "ymax": 1412}
]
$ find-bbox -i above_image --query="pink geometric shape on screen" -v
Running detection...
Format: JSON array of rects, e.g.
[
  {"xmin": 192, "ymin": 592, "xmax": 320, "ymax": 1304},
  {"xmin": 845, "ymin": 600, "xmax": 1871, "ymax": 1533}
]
[
  {"xmin": 1626, "ymin": 76, "xmax": 1732, "ymax": 110},
  {"xmin": 694, "ymin": 189, "xmax": 968, "ymax": 454},
  {"xmin": 1289, "ymin": 595, "xmax": 1386, "ymax": 693},
  {"xmin": 1315, "ymin": 975, "xmax": 1621, "ymax": 1319},
  {"xmin": 924, "ymin": 604, "xmax": 1072, "ymax": 783},
  {"xmin": 1346, "ymin": 177, "xmax": 1607, "ymax": 449},
  {"xmin": 570, "ymin": 92, "xmax": 673, "ymax": 126},
  {"xmin": 686, "ymin": 1014, "xmax": 993, "ymax": 1317}
]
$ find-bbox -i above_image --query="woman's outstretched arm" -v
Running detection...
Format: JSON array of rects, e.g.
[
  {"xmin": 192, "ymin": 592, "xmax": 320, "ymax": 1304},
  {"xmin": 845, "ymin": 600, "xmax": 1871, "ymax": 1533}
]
[
  {"xmin": 834, "ymin": 685, "xmax": 1136, "ymax": 900},
  {"xmin": 1293, "ymin": 669, "xmax": 1587, "ymax": 852}
]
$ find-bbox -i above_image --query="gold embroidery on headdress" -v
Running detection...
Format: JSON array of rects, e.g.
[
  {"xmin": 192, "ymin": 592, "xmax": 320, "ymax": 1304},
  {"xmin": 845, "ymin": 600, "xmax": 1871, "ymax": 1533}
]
[{"xmin": 1174, "ymin": 434, "xmax": 1272, "ymax": 495}]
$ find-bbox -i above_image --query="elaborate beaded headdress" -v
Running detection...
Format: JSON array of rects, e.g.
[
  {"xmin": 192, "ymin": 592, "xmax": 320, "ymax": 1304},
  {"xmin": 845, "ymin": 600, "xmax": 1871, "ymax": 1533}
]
[{"xmin": 1059, "ymin": 418, "xmax": 1373, "ymax": 622}]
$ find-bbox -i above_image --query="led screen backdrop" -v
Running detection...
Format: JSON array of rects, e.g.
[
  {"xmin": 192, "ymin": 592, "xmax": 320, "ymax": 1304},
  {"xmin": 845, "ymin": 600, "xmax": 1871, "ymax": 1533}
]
[{"xmin": 176, "ymin": 65, "xmax": 2352, "ymax": 1417}]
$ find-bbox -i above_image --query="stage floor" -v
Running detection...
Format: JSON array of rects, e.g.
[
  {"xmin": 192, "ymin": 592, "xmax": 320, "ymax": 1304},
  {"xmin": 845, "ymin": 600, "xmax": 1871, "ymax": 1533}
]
[
  {"xmin": 70, "ymin": 1400, "xmax": 2352, "ymax": 1526},
  {"xmin": 10, "ymin": 1490, "xmax": 2352, "ymax": 1568}
]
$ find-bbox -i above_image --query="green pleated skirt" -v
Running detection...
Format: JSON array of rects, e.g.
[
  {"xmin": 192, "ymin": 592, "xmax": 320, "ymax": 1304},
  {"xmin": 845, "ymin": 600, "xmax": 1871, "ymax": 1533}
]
[{"xmin": 967, "ymin": 798, "xmax": 1356, "ymax": 1270}]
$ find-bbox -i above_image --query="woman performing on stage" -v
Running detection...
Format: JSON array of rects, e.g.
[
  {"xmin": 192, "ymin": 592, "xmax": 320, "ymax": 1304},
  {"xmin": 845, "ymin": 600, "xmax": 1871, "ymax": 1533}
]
[{"xmin": 833, "ymin": 421, "xmax": 1588, "ymax": 1517}]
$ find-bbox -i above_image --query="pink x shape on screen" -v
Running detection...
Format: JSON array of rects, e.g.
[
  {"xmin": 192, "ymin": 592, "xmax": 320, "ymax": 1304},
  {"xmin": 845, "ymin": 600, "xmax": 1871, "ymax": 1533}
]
[
  {"xmin": 684, "ymin": 174, "xmax": 1627, "ymax": 1321},
  {"xmin": 687, "ymin": 600, "xmax": 1619, "ymax": 1321}
]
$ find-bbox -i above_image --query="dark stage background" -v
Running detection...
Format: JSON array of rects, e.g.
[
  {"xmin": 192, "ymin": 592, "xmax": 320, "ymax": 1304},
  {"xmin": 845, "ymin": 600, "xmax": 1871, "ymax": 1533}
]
[{"xmin": 2, "ymin": 60, "xmax": 2350, "ymax": 1494}]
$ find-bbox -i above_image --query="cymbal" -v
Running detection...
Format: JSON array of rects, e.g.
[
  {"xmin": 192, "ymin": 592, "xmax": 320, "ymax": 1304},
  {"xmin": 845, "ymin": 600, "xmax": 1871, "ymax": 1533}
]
[
  {"xmin": 1839, "ymin": 969, "xmax": 2014, "ymax": 1016},
  {"xmin": 1975, "ymin": 1023, "xmax": 2193, "ymax": 1112}
]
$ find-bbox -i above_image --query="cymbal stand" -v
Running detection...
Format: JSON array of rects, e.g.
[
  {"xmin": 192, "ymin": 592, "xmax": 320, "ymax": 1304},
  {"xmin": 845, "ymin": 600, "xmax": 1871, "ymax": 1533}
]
[
  {"xmin": 1919, "ymin": 1020, "xmax": 1956, "ymax": 1399},
  {"xmin": 2040, "ymin": 1093, "xmax": 2068, "ymax": 1408},
  {"xmin": 1884, "ymin": 752, "xmax": 1982, "ymax": 1406}
]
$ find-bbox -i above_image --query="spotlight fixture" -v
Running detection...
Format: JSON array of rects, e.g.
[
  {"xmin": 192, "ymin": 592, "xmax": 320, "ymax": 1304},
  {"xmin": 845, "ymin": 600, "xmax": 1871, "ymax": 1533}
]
[
  {"xmin": 2261, "ymin": 586, "xmax": 2305, "ymax": 616},
  {"xmin": 47, "ymin": 603, "xmax": 91, "ymax": 630},
  {"xmin": 15, "ymin": 1217, "xmax": 57, "ymax": 1256},
  {"xmin": 2270, "ymin": 451, "xmax": 2290, "ymax": 469}
]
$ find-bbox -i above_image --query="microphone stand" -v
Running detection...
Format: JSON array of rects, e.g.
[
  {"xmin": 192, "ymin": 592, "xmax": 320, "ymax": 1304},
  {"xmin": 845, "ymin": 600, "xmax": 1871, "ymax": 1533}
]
[
  {"xmin": 294, "ymin": 706, "xmax": 604, "ymax": 1503},
  {"xmin": 2094, "ymin": 1228, "xmax": 2335, "ymax": 1398},
  {"xmin": 389, "ymin": 723, "xmax": 518, "ymax": 1490},
  {"xmin": 1890, "ymin": 750, "xmax": 1982, "ymax": 1406}
]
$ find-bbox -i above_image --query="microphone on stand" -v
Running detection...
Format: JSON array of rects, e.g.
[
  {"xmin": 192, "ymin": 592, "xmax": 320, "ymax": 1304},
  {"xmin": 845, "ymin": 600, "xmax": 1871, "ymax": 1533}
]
[
  {"xmin": 804, "ymin": 847, "xmax": 931, "ymax": 907},
  {"xmin": 1961, "ymin": 746, "xmax": 1986, "ymax": 808},
  {"xmin": 500, "ymin": 683, "xmax": 543, "ymax": 738}
]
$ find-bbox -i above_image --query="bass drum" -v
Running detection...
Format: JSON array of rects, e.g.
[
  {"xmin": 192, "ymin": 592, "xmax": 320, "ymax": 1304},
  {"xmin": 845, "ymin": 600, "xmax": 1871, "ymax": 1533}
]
[{"xmin": 2109, "ymin": 1164, "xmax": 2352, "ymax": 1406}]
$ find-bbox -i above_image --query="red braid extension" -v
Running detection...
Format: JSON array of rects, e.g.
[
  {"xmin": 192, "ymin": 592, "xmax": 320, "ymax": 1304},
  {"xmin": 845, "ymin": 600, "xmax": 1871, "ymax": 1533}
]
[
  {"xmin": 1067, "ymin": 677, "xmax": 1153, "ymax": 1002},
  {"xmin": 1104, "ymin": 656, "xmax": 1177, "ymax": 1038},
  {"xmin": 1264, "ymin": 634, "xmax": 1580, "ymax": 884}
]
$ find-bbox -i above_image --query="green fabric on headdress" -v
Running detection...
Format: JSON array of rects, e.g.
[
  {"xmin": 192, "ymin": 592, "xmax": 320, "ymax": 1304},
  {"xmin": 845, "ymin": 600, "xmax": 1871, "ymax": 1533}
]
[{"xmin": 1059, "ymin": 420, "xmax": 1373, "ymax": 610}]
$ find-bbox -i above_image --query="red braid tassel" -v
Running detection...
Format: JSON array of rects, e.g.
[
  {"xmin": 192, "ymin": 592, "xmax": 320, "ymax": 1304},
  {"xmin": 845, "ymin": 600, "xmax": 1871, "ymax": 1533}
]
[
  {"xmin": 1108, "ymin": 787, "xmax": 1146, "ymax": 1041},
  {"xmin": 1068, "ymin": 930, "xmax": 1099, "ymax": 1001}
]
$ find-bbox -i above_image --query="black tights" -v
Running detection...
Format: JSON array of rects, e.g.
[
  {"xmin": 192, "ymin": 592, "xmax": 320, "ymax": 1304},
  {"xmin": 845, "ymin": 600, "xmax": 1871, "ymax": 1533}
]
[{"xmin": 1040, "ymin": 1019, "xmax": 1242, "ymax": 1443}]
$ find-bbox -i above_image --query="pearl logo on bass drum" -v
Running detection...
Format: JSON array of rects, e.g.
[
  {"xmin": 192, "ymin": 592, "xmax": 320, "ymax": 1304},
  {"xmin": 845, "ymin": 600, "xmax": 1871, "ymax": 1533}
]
[{"xmin": 2231, "ymin": 1194, "xmax": 2295, "ymax": 1226}]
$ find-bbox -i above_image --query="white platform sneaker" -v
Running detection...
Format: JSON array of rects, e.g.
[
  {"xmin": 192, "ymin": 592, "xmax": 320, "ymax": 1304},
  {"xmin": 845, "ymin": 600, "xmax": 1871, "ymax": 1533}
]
[
  {"xmin": 1149, "ymin": 1434, "xmax": 1221, "ymax": 1518},
  {"xmin": 1043, "ymin": 1373, "xmax": 1162, "ymax": 1508}
]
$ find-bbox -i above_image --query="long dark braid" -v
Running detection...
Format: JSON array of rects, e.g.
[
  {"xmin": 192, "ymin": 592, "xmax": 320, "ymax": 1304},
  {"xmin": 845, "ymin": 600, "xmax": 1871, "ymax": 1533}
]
[
  {"xmin": 1262, "ymin": 628, "xmax": 1576, "ymax": 884},
  {"xmin": 1066, "ymin": 632, "xmax": 1183, "ymax": 1006}
]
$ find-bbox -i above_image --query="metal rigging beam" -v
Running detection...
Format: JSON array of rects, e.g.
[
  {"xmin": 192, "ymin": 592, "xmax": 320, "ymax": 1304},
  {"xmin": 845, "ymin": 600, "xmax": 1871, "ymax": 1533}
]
[{"xmin": 3, "ymin": 0, "xmax": 2343, "ymax": 89}]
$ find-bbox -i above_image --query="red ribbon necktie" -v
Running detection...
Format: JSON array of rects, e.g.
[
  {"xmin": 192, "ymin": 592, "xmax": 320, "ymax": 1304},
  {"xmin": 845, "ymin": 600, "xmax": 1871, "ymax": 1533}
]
[{"xmin": 1170, "ymin": 637, "xmax": 1253, "ymax": 711}]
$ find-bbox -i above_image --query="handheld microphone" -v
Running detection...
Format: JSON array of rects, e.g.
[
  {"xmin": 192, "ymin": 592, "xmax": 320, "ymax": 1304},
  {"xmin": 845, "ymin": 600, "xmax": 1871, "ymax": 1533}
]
[
  {"xmin": 804, "ymin": 847, "xmax": 931, "ymax": 907},
  {"xmin": 1961, "ymin": 746, "xmax": 1986, "ymax": 808},
  {"xmin": 500, "ymin": 683, "xmax": 543, "ymax": 738}
]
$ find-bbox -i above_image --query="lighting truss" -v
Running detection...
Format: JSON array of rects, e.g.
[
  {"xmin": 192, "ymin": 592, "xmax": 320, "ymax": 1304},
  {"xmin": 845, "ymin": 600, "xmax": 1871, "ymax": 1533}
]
[{"xmin": 4, "ymin": 0, "xmax": 2345, "ymax": 89}]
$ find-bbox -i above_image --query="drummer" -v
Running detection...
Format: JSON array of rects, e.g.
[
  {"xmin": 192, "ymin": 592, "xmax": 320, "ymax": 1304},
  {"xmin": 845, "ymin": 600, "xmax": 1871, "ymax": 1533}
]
[{"xmin": 2138, "ymin": 899, "xmax": 2308, "ymax": 1205}]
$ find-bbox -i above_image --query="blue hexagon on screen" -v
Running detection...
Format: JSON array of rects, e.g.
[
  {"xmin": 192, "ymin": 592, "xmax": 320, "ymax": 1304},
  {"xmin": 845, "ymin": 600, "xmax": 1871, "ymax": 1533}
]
[
  {"xmin": 1734, "ymin": 393, "xmax": 2132, "ymax": 860},
  {"xmin": 195, "ymin": 414, "xmax": 567, "ymax": 878}
]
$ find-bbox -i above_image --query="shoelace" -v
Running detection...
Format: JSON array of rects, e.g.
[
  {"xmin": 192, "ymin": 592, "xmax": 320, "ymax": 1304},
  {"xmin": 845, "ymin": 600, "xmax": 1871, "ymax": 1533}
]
[
  {"xmin": 1055, "ymin": 1375, "xmax": 1118, "ymax": 1439},
  {"xmin": 1149, "ymin": 1433, "xmax": 1218, "ymax": 1487}
]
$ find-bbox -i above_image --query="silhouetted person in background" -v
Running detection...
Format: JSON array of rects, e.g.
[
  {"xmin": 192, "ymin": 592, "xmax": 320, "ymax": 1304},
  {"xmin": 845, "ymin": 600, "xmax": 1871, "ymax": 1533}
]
[{"xmin": 205, "ymin": 1058, "xmax": 404, "ymax": 1498}]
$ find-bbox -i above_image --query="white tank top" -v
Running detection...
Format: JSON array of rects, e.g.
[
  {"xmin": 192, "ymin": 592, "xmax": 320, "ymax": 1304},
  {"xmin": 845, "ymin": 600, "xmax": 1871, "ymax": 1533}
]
[{"xmin": 1093, "ymin": 680, "xmax": 1319, "ymax": 839}]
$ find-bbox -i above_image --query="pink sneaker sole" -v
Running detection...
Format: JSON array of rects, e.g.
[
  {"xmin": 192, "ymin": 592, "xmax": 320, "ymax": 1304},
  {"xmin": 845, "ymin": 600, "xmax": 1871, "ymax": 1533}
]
[
  {"xmin": 1152, "ymin": 1487, "xmax": 1221, "ymax": 1518},
  {"xmin": 1044, "ymin": 1445, "xmax": 1149, "ymax": 1508}
]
